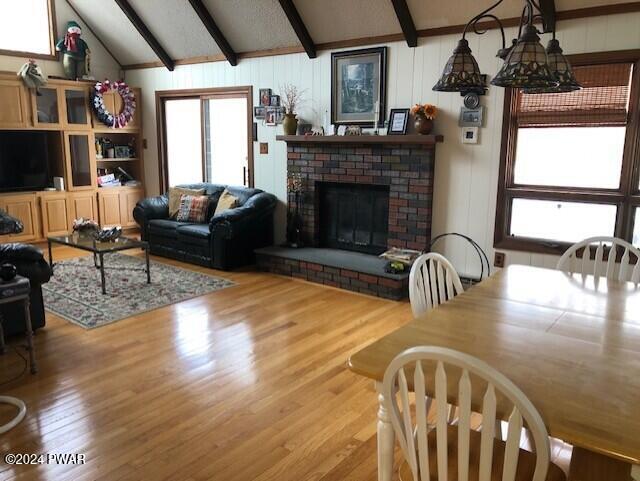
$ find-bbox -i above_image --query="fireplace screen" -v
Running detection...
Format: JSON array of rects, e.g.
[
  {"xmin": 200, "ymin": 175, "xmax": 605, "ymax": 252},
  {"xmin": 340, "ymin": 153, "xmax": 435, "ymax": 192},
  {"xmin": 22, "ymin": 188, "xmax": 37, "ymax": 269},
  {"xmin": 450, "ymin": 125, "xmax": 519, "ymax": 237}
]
[{"xmin": 318, "ymin": 182, "xmax": 389, "ymax": 255}]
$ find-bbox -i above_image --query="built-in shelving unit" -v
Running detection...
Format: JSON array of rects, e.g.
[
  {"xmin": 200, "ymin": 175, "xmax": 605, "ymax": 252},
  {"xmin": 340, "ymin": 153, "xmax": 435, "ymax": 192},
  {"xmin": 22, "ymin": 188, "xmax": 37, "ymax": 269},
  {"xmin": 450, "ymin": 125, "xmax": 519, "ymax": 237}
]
[{"xmin": 0, "ymin": 74, "xmax": 145, "ymax": 243}]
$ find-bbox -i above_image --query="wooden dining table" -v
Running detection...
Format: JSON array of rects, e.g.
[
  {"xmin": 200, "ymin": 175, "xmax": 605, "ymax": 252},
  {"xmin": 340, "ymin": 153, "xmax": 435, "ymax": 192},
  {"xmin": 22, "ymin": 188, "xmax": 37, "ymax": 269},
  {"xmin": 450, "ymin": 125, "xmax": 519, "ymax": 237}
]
[{"xmin": 348, "ymin": 264, "xmax": 640, "ymax": 481}]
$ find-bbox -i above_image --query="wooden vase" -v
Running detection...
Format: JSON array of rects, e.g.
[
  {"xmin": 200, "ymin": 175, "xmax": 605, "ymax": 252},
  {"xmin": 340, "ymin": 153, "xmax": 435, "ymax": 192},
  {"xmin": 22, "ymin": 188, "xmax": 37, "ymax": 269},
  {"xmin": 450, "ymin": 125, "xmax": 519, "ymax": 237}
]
[
  {"xmin": 414, "ymin": 115, "xmax": 434, "ymax": 135},
  {"xmin": 283, "ymin": 113, "xmax": 298, "ymax": 135}
]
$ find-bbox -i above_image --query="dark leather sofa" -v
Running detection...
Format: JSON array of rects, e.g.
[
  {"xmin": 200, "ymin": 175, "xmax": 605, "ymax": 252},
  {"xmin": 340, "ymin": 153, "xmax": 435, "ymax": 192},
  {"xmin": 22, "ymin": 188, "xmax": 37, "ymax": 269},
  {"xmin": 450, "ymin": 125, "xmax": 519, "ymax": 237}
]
[
  {"xmin": 0, "ymin": 244, "xmax": 52, "ymax": 336},
  {"xmin": 133, "ymin": 183, "xmax": 277, "ymax": 270}
]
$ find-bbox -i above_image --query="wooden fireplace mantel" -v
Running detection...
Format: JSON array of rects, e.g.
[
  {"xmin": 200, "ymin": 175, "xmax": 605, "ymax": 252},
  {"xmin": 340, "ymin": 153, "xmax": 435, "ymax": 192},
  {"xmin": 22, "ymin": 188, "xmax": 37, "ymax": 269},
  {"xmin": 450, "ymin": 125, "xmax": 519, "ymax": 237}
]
[{"xmin": 276, "ymin": 134, "xmax": 443, "ymax": 145}]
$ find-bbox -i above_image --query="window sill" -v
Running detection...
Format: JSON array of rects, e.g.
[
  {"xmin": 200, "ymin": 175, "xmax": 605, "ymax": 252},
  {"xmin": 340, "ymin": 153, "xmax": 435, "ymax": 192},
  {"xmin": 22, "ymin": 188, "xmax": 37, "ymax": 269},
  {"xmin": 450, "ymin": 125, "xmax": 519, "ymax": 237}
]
[
  {"xmin": 494, "ymin": 236, "xmax": 572, "ymax": 256},
  {"xmin": 0, "ymin": 48, "xmax": 58, "ymax": 61}
]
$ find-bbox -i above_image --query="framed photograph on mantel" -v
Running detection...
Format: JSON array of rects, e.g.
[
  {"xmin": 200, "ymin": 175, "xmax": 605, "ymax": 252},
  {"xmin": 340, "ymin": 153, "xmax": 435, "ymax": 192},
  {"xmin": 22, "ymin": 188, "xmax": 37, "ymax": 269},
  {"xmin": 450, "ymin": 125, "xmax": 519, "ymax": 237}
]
[
  {"xmin": 388, "ymin": 108, "xmax": 409, "ymax": 135},
  {"xmin": 331, "ymin": 47, "xmax": 387, "ymax": 127}
]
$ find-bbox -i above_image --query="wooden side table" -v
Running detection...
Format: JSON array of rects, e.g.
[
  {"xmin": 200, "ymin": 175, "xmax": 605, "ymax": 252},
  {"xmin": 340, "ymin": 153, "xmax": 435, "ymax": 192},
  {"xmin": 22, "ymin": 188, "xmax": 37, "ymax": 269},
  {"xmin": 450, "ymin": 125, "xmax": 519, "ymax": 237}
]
[{"xmin": 0, "ymin": 275, "xmax": 37, "ymax": 434}]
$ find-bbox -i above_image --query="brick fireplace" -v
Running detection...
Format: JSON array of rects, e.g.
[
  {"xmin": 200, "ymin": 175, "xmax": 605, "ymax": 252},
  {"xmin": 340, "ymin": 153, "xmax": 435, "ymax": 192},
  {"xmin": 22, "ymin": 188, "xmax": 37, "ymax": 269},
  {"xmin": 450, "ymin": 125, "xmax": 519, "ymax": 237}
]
[
  {"xmin": 256, "ymin": 135, "xmax": 442, "ymax": 300},
  {"xmin": 288, "ymin": 138, "xmax": 436, "ymax": 251}
]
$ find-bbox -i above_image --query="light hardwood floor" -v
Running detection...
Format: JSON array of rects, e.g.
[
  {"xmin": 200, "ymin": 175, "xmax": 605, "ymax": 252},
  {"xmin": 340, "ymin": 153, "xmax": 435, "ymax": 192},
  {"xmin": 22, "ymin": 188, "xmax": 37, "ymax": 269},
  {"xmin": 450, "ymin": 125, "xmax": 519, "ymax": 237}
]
[
  {"xmin": 0, "ymin": 245, "xmax": 413, "ymax": 481},
  {"xmin": 0, "ymin": 246, "xmax": 574, "ymax": 480}
]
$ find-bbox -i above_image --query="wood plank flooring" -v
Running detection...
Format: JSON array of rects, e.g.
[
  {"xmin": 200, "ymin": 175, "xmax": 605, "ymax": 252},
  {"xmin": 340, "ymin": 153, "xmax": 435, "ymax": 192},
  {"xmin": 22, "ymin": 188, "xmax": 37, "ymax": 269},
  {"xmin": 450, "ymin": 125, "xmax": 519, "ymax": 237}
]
[{"xmin": 0, "ymin": 245, "xmax": 413, "ymax": 480}]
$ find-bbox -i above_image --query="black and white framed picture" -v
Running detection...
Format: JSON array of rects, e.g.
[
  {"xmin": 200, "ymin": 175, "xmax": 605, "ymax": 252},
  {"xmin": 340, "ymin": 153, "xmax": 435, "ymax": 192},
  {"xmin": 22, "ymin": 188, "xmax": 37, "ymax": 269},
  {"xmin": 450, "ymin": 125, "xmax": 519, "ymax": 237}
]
[
  {"xmin": 270, "ymin": 95, "xmax": 280, "ymax": 106},
  {"xmin": 388, "ymin": 108, "xmax": 409, "ymax": 135},
  {"xmin": 259, "ymin": 88, "xmax": 272, "ymax": 106},
  {"xmin": 254, "ymin": 106, "xmax": 266, "ymax": 119},
  {"xmin": 331, "ymin": 47, "xmax": 387, "ymax": 126}
]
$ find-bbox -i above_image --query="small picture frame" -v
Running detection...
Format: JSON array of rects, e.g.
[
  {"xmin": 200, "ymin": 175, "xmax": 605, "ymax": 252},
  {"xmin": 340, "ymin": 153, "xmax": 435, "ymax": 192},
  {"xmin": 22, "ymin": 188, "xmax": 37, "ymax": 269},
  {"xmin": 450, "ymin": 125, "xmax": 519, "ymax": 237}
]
[
  {"xmin": 259, "ymin": 88, "xmax": 272, "ymax": 106},
  {"xmin": 388, "ymin": 108, "xmax": 409, "ymax": 135},
  {"xmin": 266, "ymin": 106, "xmax": 283, "ymax": 126},
  {"xmin": 254, "ymin": 106, "xmax": 266, "ymax": 119},
  {"xmin": 461, "ymin": 126, "xmax": 479, "ymax": 144},
  {"xmin": 458, "ymin": 106, "xmax": 484, "ymax": 127},
  {"xmin": 270, "ymin": 95, "xmax": 280, "ymax": 107}
]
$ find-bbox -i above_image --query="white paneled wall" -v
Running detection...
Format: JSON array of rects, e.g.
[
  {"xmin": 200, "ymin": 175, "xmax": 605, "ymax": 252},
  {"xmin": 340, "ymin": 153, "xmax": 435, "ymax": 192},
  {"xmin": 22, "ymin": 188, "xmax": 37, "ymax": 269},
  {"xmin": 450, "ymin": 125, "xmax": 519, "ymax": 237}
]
[{"xmin": 125, "ymin": 12, "xmax": 640, "ymax": 277}]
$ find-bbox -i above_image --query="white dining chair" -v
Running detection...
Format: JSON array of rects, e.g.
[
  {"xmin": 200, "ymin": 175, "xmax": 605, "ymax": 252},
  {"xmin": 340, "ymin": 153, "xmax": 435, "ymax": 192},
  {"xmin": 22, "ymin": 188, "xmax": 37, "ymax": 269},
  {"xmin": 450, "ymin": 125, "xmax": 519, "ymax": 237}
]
[
  {"xmin": 409, "ymin": 253, "xmax": 464, "ymax": 317},
  {"xmin": 382, "ymin": 346, "xmax": 566, "ymax": 481},
  {"xmin": 557, "ymin": 236, "xmax": 640, "ymax": 283}
]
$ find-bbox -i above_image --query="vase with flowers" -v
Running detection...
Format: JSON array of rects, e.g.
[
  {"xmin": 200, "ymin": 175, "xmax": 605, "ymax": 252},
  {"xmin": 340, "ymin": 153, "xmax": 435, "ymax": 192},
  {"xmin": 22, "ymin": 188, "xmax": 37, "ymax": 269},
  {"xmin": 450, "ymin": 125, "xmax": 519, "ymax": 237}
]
[
  {"xmin": 281, "ymin": 84, "xmax": 305, "ymax": 135},
  {"xmin": 410, "ymin": 103, "xmax": 437, "ymax": 135}
]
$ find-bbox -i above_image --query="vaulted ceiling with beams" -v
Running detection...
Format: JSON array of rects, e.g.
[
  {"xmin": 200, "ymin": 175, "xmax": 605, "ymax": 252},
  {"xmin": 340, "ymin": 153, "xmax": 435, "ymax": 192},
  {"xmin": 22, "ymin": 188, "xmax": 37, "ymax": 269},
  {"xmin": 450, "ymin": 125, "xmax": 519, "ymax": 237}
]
[{"xmin": 65, "ymin": 0, "xmax": 640, "ymax": 70}]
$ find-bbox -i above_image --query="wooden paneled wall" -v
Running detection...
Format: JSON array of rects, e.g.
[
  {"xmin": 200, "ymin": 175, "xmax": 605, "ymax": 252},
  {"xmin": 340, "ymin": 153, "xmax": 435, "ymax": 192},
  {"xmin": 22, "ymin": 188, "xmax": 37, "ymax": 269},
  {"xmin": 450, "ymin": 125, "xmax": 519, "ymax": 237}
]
[{"xmin": 125, "ymin": 12, "xmax": 640, "ymax": 277}]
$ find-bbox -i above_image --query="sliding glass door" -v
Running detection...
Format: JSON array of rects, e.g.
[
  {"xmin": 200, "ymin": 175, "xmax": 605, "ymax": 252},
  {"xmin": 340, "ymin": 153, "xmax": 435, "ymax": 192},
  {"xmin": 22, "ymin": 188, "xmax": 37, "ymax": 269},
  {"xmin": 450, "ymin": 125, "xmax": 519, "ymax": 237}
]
[
  {"xmin": 158, "ymin": 87, "xmax": 253, "ymax": 192},
  {"xmin": 164, "ymin": 98, "xmax": 203, "ymax": 187},
  {"xmin": 203, "ymin": 96, "xmax": 249, "ymax": 186}
]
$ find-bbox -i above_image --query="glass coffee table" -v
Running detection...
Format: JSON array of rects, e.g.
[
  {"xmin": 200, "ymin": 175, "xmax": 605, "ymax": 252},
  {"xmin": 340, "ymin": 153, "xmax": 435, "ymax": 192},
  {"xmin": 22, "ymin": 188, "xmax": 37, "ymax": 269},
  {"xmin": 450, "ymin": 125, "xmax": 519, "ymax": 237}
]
[{"xmin": 47, "ymin": 234, "xmax": 150, "ymax": 295}]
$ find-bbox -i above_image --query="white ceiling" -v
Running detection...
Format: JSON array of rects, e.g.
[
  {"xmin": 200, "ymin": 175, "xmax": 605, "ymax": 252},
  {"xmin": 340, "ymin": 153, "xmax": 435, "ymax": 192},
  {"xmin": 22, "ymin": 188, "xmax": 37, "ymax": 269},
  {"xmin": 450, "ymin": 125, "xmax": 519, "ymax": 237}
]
[{"xmin": 64, "ymin": 0, "xmax": 639, "ymax": 67}]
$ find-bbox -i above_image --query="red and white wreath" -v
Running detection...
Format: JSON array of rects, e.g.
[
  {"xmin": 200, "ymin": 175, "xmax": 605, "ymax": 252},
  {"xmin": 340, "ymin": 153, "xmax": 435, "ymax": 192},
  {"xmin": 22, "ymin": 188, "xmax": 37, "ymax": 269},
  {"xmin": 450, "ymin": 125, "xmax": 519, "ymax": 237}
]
[{"xmin": 92, "ymin": 80, "xmax": 136, "ymax": 128}]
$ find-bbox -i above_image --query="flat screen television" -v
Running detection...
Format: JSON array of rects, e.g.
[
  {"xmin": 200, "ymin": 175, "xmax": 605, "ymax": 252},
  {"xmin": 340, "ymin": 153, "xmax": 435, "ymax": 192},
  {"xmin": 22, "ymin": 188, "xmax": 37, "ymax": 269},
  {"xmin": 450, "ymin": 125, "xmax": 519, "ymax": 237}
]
[{"xmin": 0, "ymin": 131, "xmax": 50, "ymax": 192}]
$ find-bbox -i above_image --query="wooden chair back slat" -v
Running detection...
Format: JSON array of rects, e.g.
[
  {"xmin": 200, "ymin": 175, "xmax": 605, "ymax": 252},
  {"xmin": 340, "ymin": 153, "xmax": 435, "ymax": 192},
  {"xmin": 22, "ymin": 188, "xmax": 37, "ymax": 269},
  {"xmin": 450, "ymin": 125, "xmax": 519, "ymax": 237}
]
[
  {"xmin": 410, "ymin": 253, "xmax": 464, "ymax": 317},
  {"xmin": 558, "ymin": 236, "xmax": 640, "ymax": 283},
  {"xmin": 383, "ymin": 347, "xmax": 551, "ymax": 481}
]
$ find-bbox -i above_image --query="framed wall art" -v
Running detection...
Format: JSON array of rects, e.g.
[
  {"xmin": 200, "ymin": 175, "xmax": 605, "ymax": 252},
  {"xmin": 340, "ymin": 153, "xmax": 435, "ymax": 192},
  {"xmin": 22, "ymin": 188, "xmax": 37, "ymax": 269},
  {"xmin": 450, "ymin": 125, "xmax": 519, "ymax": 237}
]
[{"xmin": 331, "ymin": 47, "xmax": 387, "ymax": 126}]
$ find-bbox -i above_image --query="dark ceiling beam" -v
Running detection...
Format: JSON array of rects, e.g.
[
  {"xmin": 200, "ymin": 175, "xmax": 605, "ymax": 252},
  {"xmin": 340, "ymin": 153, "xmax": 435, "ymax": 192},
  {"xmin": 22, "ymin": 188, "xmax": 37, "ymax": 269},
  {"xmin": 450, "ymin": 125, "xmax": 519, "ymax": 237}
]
[
  {"xmin": 277, "ymin": 0, "xmax": 316, "ymax": 59},
  {"xmin": 391, "ymin": 0, "xmax": 418, "ymax": 47},
  {"xmin": 114, "ymin": 0, "xmax": 175, "ymax": 71},
  {"xmin": 539, "ymin": 0, "xmax": 557, "ymax": 33},
  {"xmin": 187, "ymin": 0, "xmax": 238, "ymax": 66}
]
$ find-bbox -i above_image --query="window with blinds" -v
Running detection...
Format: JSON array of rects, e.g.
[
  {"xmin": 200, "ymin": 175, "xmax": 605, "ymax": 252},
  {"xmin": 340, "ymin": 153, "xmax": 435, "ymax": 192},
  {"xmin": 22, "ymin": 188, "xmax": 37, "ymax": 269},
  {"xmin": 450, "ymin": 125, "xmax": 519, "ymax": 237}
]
[
  {"xmin": 516, "ymin": 63, "xmax": 633, "ymax": 127},
  {"xmin": 494, "ymin": 53, "xmax": 640, "ymax": 253}
]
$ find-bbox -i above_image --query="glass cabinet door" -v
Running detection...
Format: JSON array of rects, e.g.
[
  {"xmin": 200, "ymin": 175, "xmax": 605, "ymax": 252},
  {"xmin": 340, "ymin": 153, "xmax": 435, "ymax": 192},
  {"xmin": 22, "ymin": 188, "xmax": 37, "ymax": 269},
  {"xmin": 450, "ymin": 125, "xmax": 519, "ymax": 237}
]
[
  {"xmin": 65, "ymin": 132, "xmax": 96, "ymax": 190},
  {"xmin": 33, "ymin": 87, "xmax": 62, "ymax": 127},
  {"xmin": 64, "ymin": 88, "xmax": 91, "ymax": 129}
]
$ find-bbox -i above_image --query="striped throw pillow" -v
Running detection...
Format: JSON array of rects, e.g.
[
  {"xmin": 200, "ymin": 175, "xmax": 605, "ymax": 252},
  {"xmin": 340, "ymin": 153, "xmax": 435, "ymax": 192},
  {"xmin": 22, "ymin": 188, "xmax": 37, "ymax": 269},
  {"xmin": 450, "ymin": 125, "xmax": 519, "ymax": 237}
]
[{"xmin": 176, "ymin": 195, "xmax": 210, "ymax": 223}]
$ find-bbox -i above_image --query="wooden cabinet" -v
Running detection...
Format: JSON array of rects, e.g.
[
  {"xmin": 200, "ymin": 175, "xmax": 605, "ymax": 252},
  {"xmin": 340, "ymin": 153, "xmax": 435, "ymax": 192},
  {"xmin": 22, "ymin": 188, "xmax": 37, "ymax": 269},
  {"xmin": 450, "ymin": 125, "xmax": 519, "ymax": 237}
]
[
  {"xmin": 62, "ymin": 86, "xmax": 91, "ymax": 130},
  {"xmin": 40, "ymin": 193, "xmax": 70, "ymax": 236},
  {"xmin": 98, "ymin": 187, "xmax": 143, "ymax": 228},
  {"xmin": 119, "ymin": 188, "xmax": 144, "ymax": 227},
  {"xmin": 64, "ymin": 131, "xmax": 97, "ymax": 190},
  {"xmin": 32, "ymin": 86, "xmax": 63, "ymax": 129},
  {"xmin": 0, "ymin": 79, "xmax": 30, "ymax": 128},
  {"xmin": 98, "ymin": 189, "xmax": 123, "ymax": 227},
  {"xmin": 0, "ymin": 194, "xmax": 40, "ymax": 242},
  {"xmin": 67, "ymin": 191, "xmax": 98, "ymax": 225}
]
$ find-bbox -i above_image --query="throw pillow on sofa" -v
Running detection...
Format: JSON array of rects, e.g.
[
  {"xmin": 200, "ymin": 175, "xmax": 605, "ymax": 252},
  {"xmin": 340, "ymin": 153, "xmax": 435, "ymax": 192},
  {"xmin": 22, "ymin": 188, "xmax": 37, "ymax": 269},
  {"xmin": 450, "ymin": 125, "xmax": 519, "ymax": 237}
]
[
  {"xmin": 168, "ymin": 187, "xmax": 205, "ymax": 218},
  {"xmin": 176, "ymin": 195, "xmax": 210, "ymax": 222},
  {"xmin": 213, "ymin": 189, "xmax": 238, "ymax": 216}
]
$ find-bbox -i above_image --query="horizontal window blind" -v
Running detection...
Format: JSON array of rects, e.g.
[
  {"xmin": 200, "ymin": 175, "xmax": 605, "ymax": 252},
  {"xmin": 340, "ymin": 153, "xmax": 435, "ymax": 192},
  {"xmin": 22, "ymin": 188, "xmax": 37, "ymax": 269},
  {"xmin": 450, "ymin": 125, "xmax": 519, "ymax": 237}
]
[{"xmin": 517, "ymin": 63, "xmax": 633, "ymax": 127}]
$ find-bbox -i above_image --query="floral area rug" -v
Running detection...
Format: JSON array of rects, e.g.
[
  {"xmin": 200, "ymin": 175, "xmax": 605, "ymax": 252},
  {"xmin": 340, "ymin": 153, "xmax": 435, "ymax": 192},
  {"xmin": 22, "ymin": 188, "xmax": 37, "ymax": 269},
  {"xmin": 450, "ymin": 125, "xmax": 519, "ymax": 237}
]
[{"xmin": 43, "ymin": 253, "xmax": 235, "ymax": 329}]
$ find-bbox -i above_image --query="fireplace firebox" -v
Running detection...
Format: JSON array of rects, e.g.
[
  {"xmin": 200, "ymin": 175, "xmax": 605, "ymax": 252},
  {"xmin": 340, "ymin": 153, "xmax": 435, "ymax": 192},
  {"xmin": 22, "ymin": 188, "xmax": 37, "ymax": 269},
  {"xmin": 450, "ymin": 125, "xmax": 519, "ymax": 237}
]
[{"xmin": 318, "ymin": 182, "xmax": 389, "ymax": 255}]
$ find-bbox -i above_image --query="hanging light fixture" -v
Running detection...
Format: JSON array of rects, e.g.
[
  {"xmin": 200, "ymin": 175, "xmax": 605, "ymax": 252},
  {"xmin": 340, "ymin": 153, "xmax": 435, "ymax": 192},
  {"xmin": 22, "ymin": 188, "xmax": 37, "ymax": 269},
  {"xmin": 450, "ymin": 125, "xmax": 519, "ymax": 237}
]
[
  {"xmin": 522, "ymin": 35, "xmax": 581, "ymax": 93},
  {"xmin": 433, "ymin": 0, "xmax": 579, "ymax": 94}
]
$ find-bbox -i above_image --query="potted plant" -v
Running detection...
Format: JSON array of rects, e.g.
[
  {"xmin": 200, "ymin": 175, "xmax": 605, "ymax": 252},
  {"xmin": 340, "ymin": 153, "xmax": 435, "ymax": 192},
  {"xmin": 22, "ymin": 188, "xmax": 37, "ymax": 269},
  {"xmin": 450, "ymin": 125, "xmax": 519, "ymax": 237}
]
[
  {"xmin": 281, "ymin": 84, "xmax": 304, "ymax": 135},
  {"xmin": 410, "ymin": 103, "xmax": 437, "ymax": 135}
]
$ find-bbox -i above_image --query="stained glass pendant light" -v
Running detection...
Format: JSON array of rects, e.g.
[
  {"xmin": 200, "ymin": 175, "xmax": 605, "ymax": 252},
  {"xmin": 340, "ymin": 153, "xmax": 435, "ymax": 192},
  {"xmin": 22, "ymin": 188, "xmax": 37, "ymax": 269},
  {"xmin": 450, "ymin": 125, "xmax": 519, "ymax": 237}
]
[
  {"xmin": 433, "ymin": 0, "xmax": 578, "ymax": 94},
  {"xmin": 522, "ymin": 36, "xmax": 581, "ymax": 93},
  {"xmin": 491, "ymin": 24, "xmax": 558, "ymax": 88},
  {"xmin": 432, "ymin": 38, "xmax": 485, "ymax": 92}
]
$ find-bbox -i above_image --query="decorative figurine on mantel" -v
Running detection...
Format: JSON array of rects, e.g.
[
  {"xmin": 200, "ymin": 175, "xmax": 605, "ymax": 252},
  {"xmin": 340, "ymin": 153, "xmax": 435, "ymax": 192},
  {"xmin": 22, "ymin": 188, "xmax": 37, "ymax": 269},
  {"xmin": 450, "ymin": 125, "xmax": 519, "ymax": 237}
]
[{"xmin": 56, "ymin": 21, "xmax": 91, "ymax": 80}]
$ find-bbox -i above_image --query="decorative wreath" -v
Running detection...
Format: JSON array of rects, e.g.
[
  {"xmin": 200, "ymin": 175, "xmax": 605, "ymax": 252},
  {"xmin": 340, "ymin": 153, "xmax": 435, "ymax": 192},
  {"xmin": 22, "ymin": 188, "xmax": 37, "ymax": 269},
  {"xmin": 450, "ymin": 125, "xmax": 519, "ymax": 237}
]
[{"xmin": 92, "ymin": 80, "xmax": 136, "ymax": 128}]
